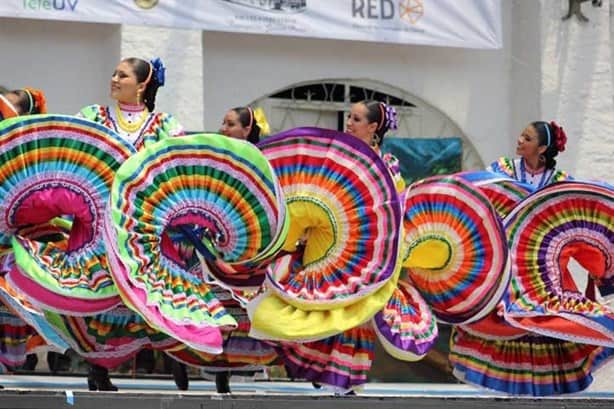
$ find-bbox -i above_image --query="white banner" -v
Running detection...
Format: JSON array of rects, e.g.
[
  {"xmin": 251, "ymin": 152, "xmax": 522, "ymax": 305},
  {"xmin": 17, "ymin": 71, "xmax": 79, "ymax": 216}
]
[{"xmin": 1, "ymin": 0, "xmax": 502, "ymax": 49}]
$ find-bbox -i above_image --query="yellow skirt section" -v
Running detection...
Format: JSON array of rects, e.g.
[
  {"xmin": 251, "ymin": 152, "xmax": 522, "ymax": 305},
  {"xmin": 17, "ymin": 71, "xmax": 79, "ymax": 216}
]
[
  {"xmin": 247, "ymin": 262, "xmax": 401, "ymax": 342},
  {"xmin": 404, "ymin": 236, "xmax": 452, "ymax": 270}
]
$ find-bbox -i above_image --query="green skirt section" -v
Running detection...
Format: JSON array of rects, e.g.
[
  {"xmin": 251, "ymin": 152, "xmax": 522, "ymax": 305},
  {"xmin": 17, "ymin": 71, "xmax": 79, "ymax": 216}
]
[
  {"xmin": 44, "ymin": 306, "xmax": 181, "ymax": 369},
  {"xmin": 0, "ymin": 115, "xmax": 137, "ymax": 315},
  {"xmin": 105, "ymin": 134, "xmax": 288, "ymax": 353}
]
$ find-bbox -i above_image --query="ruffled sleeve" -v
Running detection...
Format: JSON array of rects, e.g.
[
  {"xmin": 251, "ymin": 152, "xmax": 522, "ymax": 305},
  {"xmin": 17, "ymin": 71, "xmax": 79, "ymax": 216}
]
[
  {"xmin": 382, "ymin": 152, "xmax": 406, "ymax": 192},
  {"xmin": 76, "ymin": 104, "xmax": 104, "ymax": 122},
  {"xmin": 138, "ymin": 112, "xmax": 185, "ymax": 148},
  {"xmin": 156, "ymin": 112, "xmax": 185, "ymax": 139},
  {"xmin": 550, "ymin": 169, "xmax": 573, "ymax": 183},
  {"xmin": 487, "ymin": 157, "xmax": 516, "ymax": 179}
]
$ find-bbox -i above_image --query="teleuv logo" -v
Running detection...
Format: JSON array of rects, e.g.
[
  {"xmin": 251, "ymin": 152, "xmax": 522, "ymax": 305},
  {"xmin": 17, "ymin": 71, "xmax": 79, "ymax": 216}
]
[{"xmin": 23, "ymin": 0, "xmax": 79, "ymax": 11}]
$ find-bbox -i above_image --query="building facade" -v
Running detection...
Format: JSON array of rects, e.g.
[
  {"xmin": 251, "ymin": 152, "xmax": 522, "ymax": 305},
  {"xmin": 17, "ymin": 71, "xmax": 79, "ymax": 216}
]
[{"xmin": 0, "ymin": 0, "xmax": 612, "ymax": 178}]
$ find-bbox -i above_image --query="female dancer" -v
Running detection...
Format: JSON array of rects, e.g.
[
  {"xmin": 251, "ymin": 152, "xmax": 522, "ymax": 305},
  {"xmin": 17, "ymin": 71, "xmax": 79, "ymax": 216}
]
[
  {"xmin": 274, "ymin": 100, "xmax": 404, "ymax": 396},
  {"xmin": 220, "ymin": 106, "xmax": 265, "ymax": 144},
  {"xmin": 170, "ymin": 106, "xmax": 276, "ymax": 393},
  {"xmin": 76, "ymin": 57, "xmax": 184, "ymax": 390},
  {"xmin": 488, "ymin": 121, "xmax": 570, "ymax": 187},
  {"xmin": 346, "ymin": 100, "xmax": 405, "ymax": 191},
  {"xmin": 79, "ymin": 57, "xmax": 183, "ymax": 148},
  {"xmin": 0, "ymin": 87, "xmax": 49, "ymax": 375},
  {"xmin": 0, "ymin": 87, "xmax": 46, "ymax": 120},
  {"xmin": 450, "ymin": 121, "xmax": 614, "ymax": 396}
]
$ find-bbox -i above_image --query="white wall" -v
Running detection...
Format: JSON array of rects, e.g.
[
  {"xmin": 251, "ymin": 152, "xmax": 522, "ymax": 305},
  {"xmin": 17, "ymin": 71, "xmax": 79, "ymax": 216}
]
[
  {"xmin": 510, "ymin": 0, "xmax": 542, "ymax": 150},
  {"xmin": 539, "ymin": 0, "xmax": 614, "ymax": 182},
  {"xmin": 3, "ymin": 1, "xmax": 613, "ymax": 181},
  {"xmin": 0, "ymin": 18, "xmax": 120, "ymax": 115},
  {"xmin": 201, "ymin": 6, "xmax": 513, "ymax": 168},
  {"xmin": 0, "ymin": 19, "xmax": 202, "ymax": 130}
]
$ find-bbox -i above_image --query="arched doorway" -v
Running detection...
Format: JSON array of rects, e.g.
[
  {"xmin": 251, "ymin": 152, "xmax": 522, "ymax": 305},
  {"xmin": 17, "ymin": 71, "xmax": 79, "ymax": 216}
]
[{"xmin": 250, "ymin": 79, "xmax": 484, "ymax": 171}]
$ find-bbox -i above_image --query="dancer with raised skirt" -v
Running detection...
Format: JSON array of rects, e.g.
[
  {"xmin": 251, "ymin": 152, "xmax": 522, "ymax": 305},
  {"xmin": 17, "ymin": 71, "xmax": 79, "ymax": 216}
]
[{"xmin": 450, "ymin": 121, "xmax": 614, "ymax": 396}]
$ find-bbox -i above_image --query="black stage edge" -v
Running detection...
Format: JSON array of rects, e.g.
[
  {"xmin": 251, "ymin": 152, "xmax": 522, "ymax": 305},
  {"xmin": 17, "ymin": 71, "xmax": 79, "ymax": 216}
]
[{"xmin": 0, "ymin": 391, "xmax": 613, "ymax": 409}]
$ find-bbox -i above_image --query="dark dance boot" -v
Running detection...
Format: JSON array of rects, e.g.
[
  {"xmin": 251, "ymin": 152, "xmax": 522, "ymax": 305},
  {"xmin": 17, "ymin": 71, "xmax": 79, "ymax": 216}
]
[
  {"xmin": 86, "ymin": 371, "xmax": 97, "ymax": 391},
  {"xmin": 215, "ymin": 372, "xmax": 231, "ymax": 393},
  {"xmin": 88, "ymin": 364, "xmax": 118, "ymax": 391},
  {"xmin": 172, "ymin": 360, "xmax": 189, "ymax": 391}
]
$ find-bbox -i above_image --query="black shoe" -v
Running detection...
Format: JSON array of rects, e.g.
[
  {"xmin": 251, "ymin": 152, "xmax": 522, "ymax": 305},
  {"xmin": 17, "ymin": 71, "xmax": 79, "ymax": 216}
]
[
  {"xmin": 334, "ymin": 389, "xmax": 356, "ymax": 397},
  {"xmin": 135, "ymin": 349, "xmax": 155, "ymax": 374},
  {"xmin": 87, "ymin": 375, "xmax": 97, "ymax": 391},
  {"xmin": 284, "ymin": 365, "xmax": 296, "ymax": 381},
  {"xmin": 215, "ymin": 372, "xmax": 231, "ymax": 393},
  {"xmin": 87, "ymin": 364, "xmax": 118, "ymax": 391},
  {"xmin": 47, "ymin": 351, "xmax": 71, "ymax": 373},
  {"xmin": 172, "ymin": 361, "xmax": 189, "ymax": 391},
  {"xmin": 22, "ymin": 354, "xmax": 39, "ymax": 371}
]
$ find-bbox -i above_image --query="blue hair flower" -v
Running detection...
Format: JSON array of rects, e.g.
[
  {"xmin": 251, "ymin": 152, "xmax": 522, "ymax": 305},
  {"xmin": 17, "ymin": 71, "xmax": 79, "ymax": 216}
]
[{"xmin": 150, "ymin": 57, "xmax": 165, "ymax": 87}]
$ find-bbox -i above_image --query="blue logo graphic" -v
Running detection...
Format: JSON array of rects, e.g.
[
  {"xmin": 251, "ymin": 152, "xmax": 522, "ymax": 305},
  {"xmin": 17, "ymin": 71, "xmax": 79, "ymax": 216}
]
[{"xmin": 23, "ymin": 0, "xmax": 79, "ymax": 12}]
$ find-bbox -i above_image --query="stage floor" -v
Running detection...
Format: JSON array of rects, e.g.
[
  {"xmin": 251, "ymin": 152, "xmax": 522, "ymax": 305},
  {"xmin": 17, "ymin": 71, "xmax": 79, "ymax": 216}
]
[{"xmin": 0, "ymin": 375, "xmax": 613, "ymax": 409}]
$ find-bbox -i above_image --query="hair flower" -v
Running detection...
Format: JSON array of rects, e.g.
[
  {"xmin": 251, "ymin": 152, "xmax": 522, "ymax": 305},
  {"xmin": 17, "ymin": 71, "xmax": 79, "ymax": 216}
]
[
  {"xmin": 550, "ymin": 121, "xmax": 567, "ymax": 152},
  {"xmin": 24, "ymin": 87, "xmax": 47, "ymax": 114},
  {"xmin": 384, "ymin": 104, "xmax": 398, "ymax": 131},
  {"xmin": 150, "ymin": 57, "xmax": 166, "ymax": 87},
  {"xmin": 253, "ymin": 107, "xmax": 271, "ymax": 136}
]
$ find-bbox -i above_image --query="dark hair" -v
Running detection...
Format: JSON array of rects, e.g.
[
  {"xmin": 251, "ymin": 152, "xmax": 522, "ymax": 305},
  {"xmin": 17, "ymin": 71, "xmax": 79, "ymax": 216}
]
[
  {"xmin": 531, "ymin": 121, "xmax": 566, "ymax": 170},
  {"xmin": 10, "ymin": 89, "xmax": 45, "ymax": 115},
  {"xmin": 123, "ymin": 57, "xmax": 160, "ymax": 112},
  {"xmin": 359, "ymin": 99, "xmax": 391, "ymax": 147},
  {"xmin": 232, "ymin": 106, "xmax": 261, "ymax": 144}
]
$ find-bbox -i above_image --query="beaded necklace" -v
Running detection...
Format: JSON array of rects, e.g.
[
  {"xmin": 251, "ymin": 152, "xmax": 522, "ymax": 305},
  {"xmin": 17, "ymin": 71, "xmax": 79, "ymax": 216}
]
[
  {"xmin": 519, "ymin": 159, "xmax": 549, "ymax": 188},
  {"xmin": 114, "ymin": 103, "xmax": 149, "ymax": 133}
]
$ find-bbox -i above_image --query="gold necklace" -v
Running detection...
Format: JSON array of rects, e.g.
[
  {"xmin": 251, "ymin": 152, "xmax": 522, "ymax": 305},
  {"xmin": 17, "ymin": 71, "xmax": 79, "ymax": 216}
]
[{"xmin": 115, "ymin": 104, "xmax": 149, "ymax": 133}]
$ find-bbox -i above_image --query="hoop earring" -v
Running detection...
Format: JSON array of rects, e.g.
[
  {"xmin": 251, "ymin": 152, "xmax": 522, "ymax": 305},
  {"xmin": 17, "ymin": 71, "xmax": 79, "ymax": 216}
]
[
  {"xmin": 538, "ymin": 154, "xmax": 546, "ymax": 164},
  {"xmin": 136, "ymin": 90, "xmax": 142, "ymax": 105}
]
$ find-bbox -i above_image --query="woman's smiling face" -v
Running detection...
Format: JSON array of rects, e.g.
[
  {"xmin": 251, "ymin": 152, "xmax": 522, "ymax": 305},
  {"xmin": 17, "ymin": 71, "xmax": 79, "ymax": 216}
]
[
  {"xmin": 516, "ymin": 124, "xmax": 544, "ymax": 160},
  {"xmin": 110, "ymin": 60, "xmax": 145, "ymax": 104},
  {"xmin": 345, "ymin": 102, "xmax": 377, "ymax": 145},
  {"xmin": 220, "ymin": 109, "xmax": 250, "ymax": 140}
]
